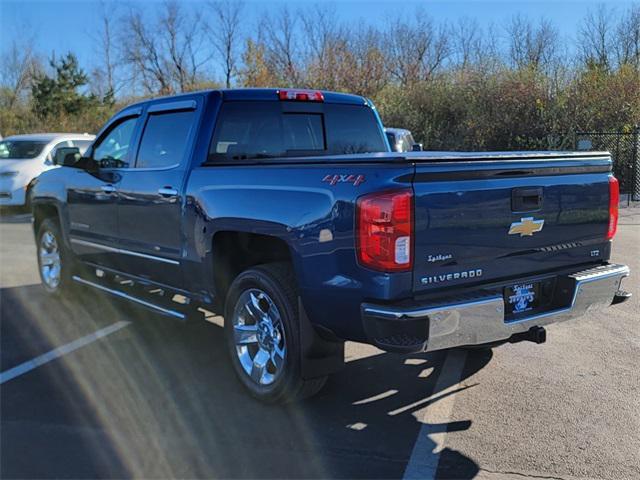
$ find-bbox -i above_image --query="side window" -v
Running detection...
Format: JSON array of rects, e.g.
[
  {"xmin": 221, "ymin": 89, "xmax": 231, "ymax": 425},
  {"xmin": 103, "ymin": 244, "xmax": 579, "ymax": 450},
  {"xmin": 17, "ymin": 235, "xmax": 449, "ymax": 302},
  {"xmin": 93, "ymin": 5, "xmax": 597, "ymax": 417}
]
[
  {"xmin": 385, "ymin": 132, "xmax": 397, "ymax": 151},
  {"xmin": 72, "ymin": 140, "xmax": 93, "ymax": 155},
  {"xmin": 136, "ymin": 110, "xmax": 195, "ymax": 169},
  {"xmin": 93, "ymin": 116, "xmax": 138, "ymax": 168},
  {"xmin": 399, "ymin": 135, "xmax": 412, "ymax": 152}
]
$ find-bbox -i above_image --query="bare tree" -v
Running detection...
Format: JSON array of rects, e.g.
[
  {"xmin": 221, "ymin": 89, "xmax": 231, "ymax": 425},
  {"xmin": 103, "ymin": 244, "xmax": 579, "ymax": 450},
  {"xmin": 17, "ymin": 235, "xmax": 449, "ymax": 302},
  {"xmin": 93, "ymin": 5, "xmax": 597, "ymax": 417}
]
[
  {"xmin": 121, "ymin": 7, "xmax": 171, "ymax": 94},
  {"xmin": 89, "ymin": 0, "xmax": 119, "ymax": 98},
  {"xmin": 506, "ymin": 15, "xmax": 560, "ymax": 71},
  {"xmin": 207, "ymin": 1, "xmax": 244, "ymax": 88},
  {"xmin": 0, "ymin": 38, "xmax": 42, "ymax": 109},
  {"xmin": 383, "ymin": 14, "xmax": 451, "ymax": 85},
  {"xmin": 300, "ymin": 4, "xmax": 343, "ymax": 87},
  {"xmin": 121, "ymin": 1, "xmax": 210, "ymax": 95},
  {"xmin": 475, "ymin": 21, "xmax": 504, "ymax": 73},
  {"xmin": 260, "ymin": 6, "xmax": 302, "ymax": 86},
  {"xmin": 453, "ymin": 17, "xmax": 483, "ymax": 69},
  {"xmin": 614, "ymin": 4, "xmax": 640, "ymax": 68},
  {"xmin": 162, "ymin": 1, "xmax": 210, "ymax": 91},
  {"xmin": 579, "ymin": 4, "xmax": 614, "ymax": 68}
]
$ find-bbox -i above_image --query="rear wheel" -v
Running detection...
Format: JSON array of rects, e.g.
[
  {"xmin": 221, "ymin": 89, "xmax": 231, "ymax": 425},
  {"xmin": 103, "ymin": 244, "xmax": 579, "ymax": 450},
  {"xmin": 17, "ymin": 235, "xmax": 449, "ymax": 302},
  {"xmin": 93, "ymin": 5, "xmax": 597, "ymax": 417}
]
[
  {"xmin": 37, "ymin": 218, "xmax": 76, "ymax": 295},
  {"xmin": 224, "ymin": 263, "xmax": 327, "ymax": 403}
]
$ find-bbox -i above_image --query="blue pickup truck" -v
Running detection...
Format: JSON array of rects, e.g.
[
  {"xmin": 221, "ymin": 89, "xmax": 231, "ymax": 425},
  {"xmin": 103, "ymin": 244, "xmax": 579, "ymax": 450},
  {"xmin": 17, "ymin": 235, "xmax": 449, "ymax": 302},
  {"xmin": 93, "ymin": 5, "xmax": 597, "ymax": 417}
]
[{"xmin": 30, "ymin": 88, "xmax": 630, "ymax": 402}]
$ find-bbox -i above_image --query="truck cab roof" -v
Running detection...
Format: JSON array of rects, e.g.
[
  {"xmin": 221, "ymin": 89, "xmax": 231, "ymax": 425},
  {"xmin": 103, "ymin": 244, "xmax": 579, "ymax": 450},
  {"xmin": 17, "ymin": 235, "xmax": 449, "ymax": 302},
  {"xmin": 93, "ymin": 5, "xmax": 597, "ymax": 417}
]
[
  {"xmin": 218, "ymin": 88, "xmax": 369, "ymax": 105},
  {"xmin": 124, "ymin": 88, "xmax": 370, "ymax": 112}
]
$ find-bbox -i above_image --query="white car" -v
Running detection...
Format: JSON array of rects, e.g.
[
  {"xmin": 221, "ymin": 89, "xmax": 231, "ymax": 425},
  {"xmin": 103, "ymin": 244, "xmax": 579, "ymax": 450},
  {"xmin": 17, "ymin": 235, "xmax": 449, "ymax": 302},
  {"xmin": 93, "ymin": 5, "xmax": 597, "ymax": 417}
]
[
  {"xmin": 384, "ymin": 127, "xmax": 421, "ymax": 152},
  {"xmin": 0, "ymin": 133, "xmax": 95, "ymax": 207}
]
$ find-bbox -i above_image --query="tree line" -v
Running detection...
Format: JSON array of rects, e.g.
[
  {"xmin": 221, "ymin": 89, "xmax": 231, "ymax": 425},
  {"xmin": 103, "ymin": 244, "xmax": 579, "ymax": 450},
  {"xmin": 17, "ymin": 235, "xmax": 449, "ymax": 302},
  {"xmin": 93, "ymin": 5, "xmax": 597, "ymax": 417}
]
[{"xmin": 1, "ymin": 1, "xmax": 638, "ymax": 150}]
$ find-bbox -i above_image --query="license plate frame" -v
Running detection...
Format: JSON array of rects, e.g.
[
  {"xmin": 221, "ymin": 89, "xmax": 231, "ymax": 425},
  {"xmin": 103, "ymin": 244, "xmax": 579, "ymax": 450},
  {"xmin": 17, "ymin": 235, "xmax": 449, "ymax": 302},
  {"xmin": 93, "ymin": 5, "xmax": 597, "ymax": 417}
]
[{"xmin": 504, "ymin": 281, "xmax": 541, "ymax": 315}]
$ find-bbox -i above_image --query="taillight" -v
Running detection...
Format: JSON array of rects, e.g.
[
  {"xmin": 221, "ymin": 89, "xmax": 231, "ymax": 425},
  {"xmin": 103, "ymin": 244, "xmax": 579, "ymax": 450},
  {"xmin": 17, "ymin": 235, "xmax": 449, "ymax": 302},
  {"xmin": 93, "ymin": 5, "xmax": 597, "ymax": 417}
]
[
  {"xmin": 277, "ymin": 89, "xmax": 324, "ymax": 102},
  {"xmin": 607, "ymin": 175, "xmax": 619, "ymax": 240},
  {"xmin": 357, "ymin": 189, "xmax": 413, "ymax": 272}
]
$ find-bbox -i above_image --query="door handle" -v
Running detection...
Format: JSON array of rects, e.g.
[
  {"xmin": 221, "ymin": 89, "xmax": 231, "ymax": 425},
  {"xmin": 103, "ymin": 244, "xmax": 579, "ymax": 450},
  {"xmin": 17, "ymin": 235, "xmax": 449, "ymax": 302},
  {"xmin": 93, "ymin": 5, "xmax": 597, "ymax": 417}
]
[
  {"xmin": 158, "ymin": 187, "xmax": 178, "ymax": 197},
  {"xmin": 100, "ymin": 184, "xmax": 116, "ymax": 194}
]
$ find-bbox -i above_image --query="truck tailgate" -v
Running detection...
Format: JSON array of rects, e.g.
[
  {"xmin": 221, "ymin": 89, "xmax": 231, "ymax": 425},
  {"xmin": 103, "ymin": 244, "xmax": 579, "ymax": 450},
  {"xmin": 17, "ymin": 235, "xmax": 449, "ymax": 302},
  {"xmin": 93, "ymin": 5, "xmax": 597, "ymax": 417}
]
[{"xmin": 412, "ymin": 156, "xmax": 613, "ymax": 294}]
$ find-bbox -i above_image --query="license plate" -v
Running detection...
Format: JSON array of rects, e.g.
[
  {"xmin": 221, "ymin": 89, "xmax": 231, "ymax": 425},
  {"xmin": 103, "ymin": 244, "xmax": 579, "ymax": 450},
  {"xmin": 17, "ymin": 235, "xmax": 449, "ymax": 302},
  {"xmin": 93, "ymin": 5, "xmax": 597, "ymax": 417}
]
[{"xmin": 504, "ymin": 282, "xmax": 540, "ymax": 314}]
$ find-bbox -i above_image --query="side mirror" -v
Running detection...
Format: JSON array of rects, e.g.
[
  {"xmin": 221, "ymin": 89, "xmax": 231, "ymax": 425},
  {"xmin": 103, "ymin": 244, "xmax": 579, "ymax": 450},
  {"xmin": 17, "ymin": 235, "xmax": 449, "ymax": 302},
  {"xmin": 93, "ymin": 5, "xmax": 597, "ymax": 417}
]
[
  {"xmin": 66, "ymin": 155, "xmax": 98, "ymax": 173},
  {"xmin": 411, "ymin": 143, "xmax": 423, "ymax": 152},
  {"xmin": 64, "ymin": 152, "xmax": 82, "ymax": 166},
  {"xmin": 54, "ymin": 147, "xmax": 80, "ymax": 166},
  {"xmin": 83, "ymin": 157, "xmax": 100, "ymax": 173}
]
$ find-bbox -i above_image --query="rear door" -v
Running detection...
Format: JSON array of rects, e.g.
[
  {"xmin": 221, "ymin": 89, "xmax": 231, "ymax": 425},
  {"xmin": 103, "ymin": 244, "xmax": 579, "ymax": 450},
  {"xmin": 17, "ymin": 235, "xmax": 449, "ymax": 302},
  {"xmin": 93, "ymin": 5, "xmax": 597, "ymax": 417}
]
[
  {"xmin": 115, "ymin": 99, "xmax": 199, "ymax": 288},
  {"xmin": 411, "ymin": 156, "xmax": 612, "ymax": 294}
]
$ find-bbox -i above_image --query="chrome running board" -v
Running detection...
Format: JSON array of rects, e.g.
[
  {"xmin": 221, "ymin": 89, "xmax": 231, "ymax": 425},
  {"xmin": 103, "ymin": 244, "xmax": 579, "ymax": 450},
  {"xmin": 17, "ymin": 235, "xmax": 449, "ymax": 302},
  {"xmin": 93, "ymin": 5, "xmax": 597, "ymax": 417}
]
[{"xmin": 72, "ymin": 275, "xmax": 186, "ymax": 320}]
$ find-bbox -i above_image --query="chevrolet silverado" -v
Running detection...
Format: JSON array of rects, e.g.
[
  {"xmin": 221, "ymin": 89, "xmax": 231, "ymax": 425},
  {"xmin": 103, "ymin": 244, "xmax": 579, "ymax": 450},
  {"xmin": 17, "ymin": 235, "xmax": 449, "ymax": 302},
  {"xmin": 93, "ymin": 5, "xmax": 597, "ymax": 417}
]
[{"xmin": 30, "ymin": 88, "xmax": 630, "ymax": 402}]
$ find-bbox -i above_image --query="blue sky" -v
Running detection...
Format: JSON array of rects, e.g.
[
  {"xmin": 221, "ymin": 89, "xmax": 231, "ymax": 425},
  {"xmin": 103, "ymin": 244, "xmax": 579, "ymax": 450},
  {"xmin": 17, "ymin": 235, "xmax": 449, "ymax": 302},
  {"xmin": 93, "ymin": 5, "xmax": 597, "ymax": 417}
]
[{"xmin": 0, "ymin": 0, "xmax": 636, "ymax": 78}]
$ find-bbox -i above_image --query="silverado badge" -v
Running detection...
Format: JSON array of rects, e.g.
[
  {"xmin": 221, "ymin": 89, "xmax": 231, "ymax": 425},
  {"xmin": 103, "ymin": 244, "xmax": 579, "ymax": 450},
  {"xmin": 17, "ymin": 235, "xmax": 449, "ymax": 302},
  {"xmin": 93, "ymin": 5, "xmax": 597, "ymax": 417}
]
[{"xmin": 508, "ymin": 217, "xmax": 544, "ymax": 237}]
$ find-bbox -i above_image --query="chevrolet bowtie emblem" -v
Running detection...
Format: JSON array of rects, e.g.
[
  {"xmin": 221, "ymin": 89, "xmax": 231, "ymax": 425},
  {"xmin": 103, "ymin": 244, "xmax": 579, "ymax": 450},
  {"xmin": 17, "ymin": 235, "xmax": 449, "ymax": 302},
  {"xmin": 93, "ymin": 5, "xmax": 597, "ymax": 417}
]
[{"xmin": 509, "ymin": 217, "xmax": 544, "ymax": 236}]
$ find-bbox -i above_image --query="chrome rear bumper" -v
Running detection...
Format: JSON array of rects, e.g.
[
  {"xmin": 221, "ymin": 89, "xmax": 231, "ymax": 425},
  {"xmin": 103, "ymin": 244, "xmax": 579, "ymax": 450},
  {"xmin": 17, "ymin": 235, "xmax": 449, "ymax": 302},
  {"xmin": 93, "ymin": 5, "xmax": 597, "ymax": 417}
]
[{"xmin": 361, "ymin": 263, "xmax": 630, "ymax": 353}]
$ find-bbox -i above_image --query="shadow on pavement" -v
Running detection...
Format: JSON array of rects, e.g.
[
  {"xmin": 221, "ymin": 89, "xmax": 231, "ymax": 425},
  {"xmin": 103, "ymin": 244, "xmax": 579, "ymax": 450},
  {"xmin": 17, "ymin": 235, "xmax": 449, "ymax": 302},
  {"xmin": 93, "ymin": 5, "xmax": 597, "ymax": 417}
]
[{"xmin": 1, "ymin": 283, "xmax": 491, "ymax": 479}]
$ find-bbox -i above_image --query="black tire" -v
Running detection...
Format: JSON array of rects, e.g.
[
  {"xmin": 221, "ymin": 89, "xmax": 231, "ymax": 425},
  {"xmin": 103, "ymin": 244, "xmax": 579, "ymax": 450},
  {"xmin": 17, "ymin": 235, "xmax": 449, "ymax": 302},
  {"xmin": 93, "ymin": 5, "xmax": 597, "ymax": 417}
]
[
  {"xmin": 224, "ymin": 262, "xmax": 327, "ymax": 403},
  {"xmin": 36, "ymin": 218, "xmax": 77, "ymax": 296}
]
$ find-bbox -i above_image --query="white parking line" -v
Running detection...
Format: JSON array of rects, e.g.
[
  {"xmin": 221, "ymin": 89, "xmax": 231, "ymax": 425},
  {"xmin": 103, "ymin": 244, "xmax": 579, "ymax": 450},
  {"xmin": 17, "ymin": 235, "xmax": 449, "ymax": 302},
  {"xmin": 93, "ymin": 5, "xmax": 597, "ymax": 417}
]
[
  {"xmin": 0, "ymin": 321, "xmax": 130, "ymax": 384},
  {"xmin": 403, "ymin": 350, "xmax": 468, "ymax": 480}
]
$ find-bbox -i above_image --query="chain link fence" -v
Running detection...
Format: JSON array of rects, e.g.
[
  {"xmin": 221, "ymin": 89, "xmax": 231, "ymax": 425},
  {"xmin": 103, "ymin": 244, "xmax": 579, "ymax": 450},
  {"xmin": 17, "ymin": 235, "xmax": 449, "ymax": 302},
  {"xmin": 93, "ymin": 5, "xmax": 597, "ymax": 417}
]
[{"xmin": 575, "ymin": 129, "xmax": 640, "ymax": 202}]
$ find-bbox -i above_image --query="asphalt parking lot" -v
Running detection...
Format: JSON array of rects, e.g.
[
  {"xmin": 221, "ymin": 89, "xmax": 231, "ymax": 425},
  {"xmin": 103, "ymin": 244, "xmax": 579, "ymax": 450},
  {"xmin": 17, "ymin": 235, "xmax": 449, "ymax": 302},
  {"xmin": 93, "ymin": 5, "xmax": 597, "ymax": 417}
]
[{"xmin": 1, "ymin": 208, "xmax": 638, "ymax": 479}]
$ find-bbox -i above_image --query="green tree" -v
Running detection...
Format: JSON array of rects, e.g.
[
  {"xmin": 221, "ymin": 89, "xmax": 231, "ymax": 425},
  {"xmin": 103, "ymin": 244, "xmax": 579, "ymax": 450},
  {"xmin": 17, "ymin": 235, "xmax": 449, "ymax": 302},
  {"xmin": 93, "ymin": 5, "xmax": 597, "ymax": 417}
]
[{"xmin": 31, "ymin": 53, "xmax": 105, "ymax": 119}]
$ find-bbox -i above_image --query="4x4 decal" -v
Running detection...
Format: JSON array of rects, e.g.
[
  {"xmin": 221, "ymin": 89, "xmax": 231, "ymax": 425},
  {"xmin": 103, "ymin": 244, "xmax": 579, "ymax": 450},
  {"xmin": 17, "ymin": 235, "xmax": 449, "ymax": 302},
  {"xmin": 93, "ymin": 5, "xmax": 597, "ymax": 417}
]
[{"xmin": 322, "ymin": 174, "xmax": 366, "ymax": 186}]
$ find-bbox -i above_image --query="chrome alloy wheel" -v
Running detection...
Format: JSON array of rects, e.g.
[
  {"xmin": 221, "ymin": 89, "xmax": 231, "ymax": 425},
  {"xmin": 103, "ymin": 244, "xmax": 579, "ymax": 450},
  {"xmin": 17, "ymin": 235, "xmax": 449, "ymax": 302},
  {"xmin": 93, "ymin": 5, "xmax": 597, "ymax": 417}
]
[
  {"xmin": 39, "ymin": 230, "xmax": 62, "ymax": 290},
  {"xmin": 232, "ymin": 288, "xmax": 286, "ymax": 386}
]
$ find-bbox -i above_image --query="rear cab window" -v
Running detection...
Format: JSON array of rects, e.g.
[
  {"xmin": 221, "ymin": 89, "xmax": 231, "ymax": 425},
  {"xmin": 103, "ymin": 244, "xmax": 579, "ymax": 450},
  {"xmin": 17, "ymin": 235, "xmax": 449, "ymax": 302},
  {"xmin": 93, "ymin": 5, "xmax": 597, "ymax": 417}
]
[{"xmin": 208, "ymin": 101, "xmax": 386, "ymax": 162}]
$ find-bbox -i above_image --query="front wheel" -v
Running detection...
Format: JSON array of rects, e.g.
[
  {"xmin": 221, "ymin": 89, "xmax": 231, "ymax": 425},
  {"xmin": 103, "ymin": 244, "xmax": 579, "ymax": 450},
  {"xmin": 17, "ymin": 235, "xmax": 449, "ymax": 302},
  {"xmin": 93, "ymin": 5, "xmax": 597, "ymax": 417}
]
[
  {"xmin": 37, "ymin": 218, "xmax": 76, "ymax": 295},
  {"xmin": 224, "ymin": 263, "xmax": 327, "ymax": 403}
]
